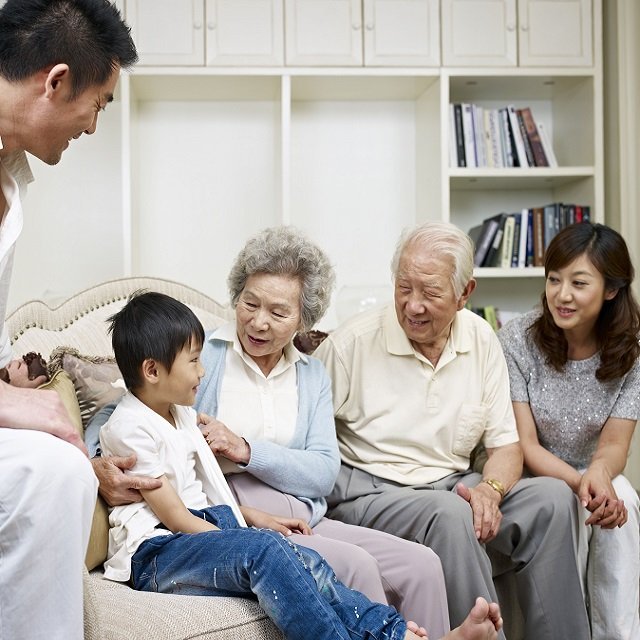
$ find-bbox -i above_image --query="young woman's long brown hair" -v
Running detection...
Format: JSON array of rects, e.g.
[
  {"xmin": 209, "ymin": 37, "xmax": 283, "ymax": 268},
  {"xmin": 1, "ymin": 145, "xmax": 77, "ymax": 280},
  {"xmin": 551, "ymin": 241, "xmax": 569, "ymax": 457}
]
[{"xmin": 530, "ymin": 222, "xmax": 640, "ymax": 381}]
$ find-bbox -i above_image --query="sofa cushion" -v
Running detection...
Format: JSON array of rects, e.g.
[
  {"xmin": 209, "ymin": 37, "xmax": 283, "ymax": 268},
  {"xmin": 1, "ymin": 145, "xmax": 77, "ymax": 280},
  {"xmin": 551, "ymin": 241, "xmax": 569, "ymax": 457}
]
[
  {"xmin": 49, "ymin": 347, "xmax": 126, "ymax": 429},
  {"xmin": 39, "ymin": 366, "xmax": 111, "ymax": 570}
]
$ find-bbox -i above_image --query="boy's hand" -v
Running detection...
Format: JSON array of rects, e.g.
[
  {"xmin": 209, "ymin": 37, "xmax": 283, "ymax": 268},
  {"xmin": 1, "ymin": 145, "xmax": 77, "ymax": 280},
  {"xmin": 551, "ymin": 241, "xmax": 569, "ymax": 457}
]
[
  {"xmin": 240, "ymin": 506, "xmax": 312, "ymax": 536},
  {"xmin": 92, "ymin": 454, "xmax": 162, "ymax": 506}
]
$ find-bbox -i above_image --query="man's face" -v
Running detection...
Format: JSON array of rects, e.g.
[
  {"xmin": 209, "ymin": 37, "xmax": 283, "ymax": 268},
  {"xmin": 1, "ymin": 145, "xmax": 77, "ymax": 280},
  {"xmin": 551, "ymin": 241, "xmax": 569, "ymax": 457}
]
[
  {"xmin": 394, "ymin": 243, "xmax": 467, "ymax": 353},
  {"xmin": 30, "ymin": 66, "xmax": 120, "ymax": 165}
]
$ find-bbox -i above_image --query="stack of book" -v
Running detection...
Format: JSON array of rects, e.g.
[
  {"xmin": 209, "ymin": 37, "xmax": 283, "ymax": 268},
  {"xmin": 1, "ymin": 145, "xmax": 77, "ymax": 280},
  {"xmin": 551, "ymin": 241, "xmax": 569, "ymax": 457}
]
[
  {"xmin": 469, "ymin": 203, "xmax": 591, "ymax": 268},
  {"xmin": 449, "ymin": 103, "xmax": 557, "ymax": 169},
  {"xmin": 468, "ymin": 306, "xmax": 522, "ymax": 332}
]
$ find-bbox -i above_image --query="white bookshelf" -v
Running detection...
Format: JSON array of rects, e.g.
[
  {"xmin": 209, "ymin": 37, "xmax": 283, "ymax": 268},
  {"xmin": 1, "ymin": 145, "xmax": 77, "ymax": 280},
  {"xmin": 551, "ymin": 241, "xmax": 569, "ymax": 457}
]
[{"xmin": 11, "ymin": 0, "xmax": 602, "ymax": 330}]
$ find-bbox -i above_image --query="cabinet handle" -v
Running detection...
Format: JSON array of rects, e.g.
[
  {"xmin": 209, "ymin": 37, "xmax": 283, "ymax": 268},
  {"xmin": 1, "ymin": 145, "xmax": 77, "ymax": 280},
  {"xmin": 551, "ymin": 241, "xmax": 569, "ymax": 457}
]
[
  {"xmin": 365, "ymin": 22, "xmax": 374, "ymax": 31},
  {"xmin": 520, "ymin": 24, "xmax": 529, "ymax": 32},
  {"xmin": 194, "ymin": 21, "xmax": 203, "ymax": 30},
  {"xmin": 352, "ymin": 22, "xmax": 361, "ymax": 31},
  {"xmin": 506, "ymin": 23, "xmax": 516, "ymax": 32},
  {"xmin": 207, "ymin": 22, "xmax": 217, "ymax": 30}
]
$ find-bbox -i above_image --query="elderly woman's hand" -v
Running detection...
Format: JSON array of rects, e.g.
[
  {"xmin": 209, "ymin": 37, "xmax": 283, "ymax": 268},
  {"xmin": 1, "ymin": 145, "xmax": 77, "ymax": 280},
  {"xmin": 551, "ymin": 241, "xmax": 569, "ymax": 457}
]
[{"xmin": 198, "ymin": 413, "xmax": 251, "ymax": 464}]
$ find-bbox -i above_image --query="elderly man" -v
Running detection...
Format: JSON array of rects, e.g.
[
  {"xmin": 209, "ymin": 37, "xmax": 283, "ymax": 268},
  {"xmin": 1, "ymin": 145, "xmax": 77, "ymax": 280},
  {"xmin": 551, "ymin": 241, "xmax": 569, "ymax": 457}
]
[{"xmin": 314, "ymin": 221, "xmax": 590, "ymax": 639}]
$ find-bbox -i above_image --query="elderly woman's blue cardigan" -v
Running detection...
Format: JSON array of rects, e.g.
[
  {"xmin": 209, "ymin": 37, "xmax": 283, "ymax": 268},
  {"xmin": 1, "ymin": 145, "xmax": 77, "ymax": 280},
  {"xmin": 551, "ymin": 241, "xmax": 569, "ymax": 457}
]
[{"xmin": 194, "ymin": 333, "xmax": 341, "ymax": 527}]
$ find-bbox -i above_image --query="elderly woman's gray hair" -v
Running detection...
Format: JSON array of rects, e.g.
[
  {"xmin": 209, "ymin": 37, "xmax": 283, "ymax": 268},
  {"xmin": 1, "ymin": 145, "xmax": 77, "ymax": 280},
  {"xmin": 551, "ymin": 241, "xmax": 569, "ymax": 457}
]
[
  {"xmin": 228, "ymin": 226, "xmax": 335, "ymax": 331},
  {"xmin": 390, "ymin": 221, "xmax": 475, "ymax": 299}
]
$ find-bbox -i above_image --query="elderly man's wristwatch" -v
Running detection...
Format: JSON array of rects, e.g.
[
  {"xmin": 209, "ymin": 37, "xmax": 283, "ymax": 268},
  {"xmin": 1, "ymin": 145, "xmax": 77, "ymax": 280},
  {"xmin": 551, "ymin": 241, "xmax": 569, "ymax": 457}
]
[{"xmin": 481, "ymin": 478, "xmax": 506, "ymax": 498}]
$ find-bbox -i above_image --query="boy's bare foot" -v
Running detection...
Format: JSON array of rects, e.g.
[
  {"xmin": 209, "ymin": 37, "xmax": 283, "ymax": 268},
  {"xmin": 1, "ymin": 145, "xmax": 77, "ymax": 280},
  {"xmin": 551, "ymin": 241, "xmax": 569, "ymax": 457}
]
[{"xmin": 445, "ymin": 597, "xmax": 503, "ymax": 640}]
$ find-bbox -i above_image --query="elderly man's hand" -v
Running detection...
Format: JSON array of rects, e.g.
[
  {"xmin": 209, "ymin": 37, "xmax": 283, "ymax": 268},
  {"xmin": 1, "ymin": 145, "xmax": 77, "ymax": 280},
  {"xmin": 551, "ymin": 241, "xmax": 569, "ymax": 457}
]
[
  {"xmin": 456, "ymin": 482, "xmax": 503, "ymax": 543},
  {"xmin": 92, "ymin": 454, "xmax": 162, "ymax": 507}
]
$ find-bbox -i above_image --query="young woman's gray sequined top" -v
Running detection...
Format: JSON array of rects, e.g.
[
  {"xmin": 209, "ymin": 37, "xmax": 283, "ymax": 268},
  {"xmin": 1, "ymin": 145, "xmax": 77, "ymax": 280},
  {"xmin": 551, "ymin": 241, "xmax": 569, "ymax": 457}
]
[{"xmin": 498, "ymin": 310, "xmax": 640, "ymax": 470}]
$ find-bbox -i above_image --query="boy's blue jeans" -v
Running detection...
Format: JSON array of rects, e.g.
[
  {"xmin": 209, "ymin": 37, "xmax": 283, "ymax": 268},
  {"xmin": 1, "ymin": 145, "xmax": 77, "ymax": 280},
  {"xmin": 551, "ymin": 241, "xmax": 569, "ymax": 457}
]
[{"xmin": 131, "ymin": 506, "xmax": 408, "ymax": 640}]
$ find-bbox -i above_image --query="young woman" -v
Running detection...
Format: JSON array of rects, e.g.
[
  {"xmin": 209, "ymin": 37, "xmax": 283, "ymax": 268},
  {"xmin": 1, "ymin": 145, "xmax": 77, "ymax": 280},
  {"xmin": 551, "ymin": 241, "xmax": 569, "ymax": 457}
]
[{"xmin": 498, "ymin": 222, "xmax": 640, "ymax": 640}]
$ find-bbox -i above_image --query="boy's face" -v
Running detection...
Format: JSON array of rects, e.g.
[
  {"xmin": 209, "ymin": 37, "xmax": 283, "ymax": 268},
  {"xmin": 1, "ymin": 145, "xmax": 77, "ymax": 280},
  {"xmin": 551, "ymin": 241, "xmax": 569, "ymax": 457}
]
[{"xmin": 155, "ymin": 341, "xmax": 204, "ymax": 407}]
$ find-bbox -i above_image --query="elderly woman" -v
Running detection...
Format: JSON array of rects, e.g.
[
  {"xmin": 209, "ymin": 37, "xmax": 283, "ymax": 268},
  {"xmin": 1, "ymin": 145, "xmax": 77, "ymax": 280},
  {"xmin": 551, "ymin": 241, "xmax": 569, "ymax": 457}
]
[{"xmin": 194, "ymin": 226, "xmax": 450, "ymax": 637}]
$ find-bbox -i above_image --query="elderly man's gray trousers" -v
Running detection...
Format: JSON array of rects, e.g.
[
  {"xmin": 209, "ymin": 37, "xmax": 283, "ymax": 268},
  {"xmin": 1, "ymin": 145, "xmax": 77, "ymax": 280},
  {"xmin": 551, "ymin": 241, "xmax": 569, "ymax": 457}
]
[{"xmin": 328, "ymin": 465, "xmax": 591, "ymax": 640}]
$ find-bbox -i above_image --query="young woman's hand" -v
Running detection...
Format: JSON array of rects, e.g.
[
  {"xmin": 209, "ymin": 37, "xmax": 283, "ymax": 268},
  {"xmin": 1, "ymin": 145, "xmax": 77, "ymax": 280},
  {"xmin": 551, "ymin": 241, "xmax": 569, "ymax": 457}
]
[
  {"xmin": 240, "ymin": 506, "xmax": 312, "ymax": 536},
  {"xmin": 579, "ymin": 464, "xmax": 628, "ymax": 528}
]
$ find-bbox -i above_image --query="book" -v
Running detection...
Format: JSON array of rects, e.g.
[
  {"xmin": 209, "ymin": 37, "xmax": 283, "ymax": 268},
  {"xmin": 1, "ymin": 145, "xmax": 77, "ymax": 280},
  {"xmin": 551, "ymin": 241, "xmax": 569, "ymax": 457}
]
[
  {"xmin": 483, "ymin": 305, "xmax": 499, "ymax": 332},
  {"xmin": 483, "ymin": 213, "xmax": 509, "ymax": 267},
  {"xmin": 453, "ymin": 104, "xmax": 466, "ymax": 167},
  {"xmin": 498, "ymin": 108, "xmax": 514, "ymax": 167},
  {"xmin": 525, "ymin": 208, "xmax": 534, "ymax": 266},
  {"xmin": 519, "ymin": 107, "xmax": 548, "ymax": 167},
  {"xmin": 486, "ymin": 109, "xmax": 503, "ymax": 168},
  {"xmin": 516, "ymin": 109, "xmax": 536, "ymax": 167},
  {"xmin": 511, "ymin": 213, "xmax": 522, "ymax": 267},
  {"xmin": 499, "ymin": 215, "xmax": 516, "ymax": 268},
  {"xmin": 543, "ymin": 203, "xmax": 559, "ymax": 250},
  {"xmin": 517, "ymin": 208, "xmax": 529, "ymax": 267},
  {"xmin": 462, "ymin": 103, "xmax": 477, "ymax": 168},
  {"xmin": 473, "ymin": 105, "xmax": 486, "ymax": 167},
  {"xmin": 537, "ymin": 121, "xmax": 558, "ymax": 168},
  {"xmin": 532, "ymin": 207, "xmax": 545, "ymax": 266},
  {"xmin": 506, "ymin": 105, "xmax": 528, "ymax": 168},
  {"xmin": 449, "ymin": 104, "xmax": 458, "ymax": 167},
  {"xmin": 469, "ymin": 216, "xmax": 502, "ymax": 267}
]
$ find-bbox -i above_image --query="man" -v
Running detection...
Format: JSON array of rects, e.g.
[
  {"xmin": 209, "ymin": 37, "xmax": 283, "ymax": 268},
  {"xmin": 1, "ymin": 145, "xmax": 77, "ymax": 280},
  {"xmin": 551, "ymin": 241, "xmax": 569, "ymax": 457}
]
[
  {"xmin": 0, "ymin": 2, "xmax": 145, "ymax": 639},
  {"xmin": 314, "ymin": 221, "xmax": 591, "ymax": 639}
]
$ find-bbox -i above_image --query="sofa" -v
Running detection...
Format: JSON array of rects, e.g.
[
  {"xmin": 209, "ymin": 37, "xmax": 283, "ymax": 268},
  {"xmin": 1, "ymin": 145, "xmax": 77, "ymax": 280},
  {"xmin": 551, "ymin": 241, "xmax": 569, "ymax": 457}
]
[{"xmin": 6, "ymin": 276, "xmax": 284, "ymax": 640}]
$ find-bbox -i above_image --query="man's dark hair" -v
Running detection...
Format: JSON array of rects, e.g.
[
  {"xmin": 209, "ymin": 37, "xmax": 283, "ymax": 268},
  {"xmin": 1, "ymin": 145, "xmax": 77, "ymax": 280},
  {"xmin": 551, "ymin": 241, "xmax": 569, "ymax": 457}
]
[
  {"xmin": 108, "ymin": 291, "xmax": 205, "ymax": 391},
  {"xmin": 0, "ymin": 0, "xmax": 137, "ymax": 98}
]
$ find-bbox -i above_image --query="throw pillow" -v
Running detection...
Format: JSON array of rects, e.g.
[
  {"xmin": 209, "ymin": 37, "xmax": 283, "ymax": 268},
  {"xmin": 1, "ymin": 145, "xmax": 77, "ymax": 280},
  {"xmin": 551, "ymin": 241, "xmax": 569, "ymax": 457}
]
[
  {"xmin": 48, "ymin": 347, "xmax": 126, "ymax": 429},
  {"xmin": 38, "ymin": 367, "xmax": 109, "ymax": 570}
]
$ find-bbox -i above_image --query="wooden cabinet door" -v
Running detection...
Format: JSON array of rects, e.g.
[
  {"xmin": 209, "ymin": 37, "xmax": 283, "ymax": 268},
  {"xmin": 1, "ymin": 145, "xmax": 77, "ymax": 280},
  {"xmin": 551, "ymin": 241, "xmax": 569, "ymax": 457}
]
[
  {"xmin": 363, "ymin": 0, "xmax": 439, "ymax": 66},
  {"xmin": 127, "ymin": 0, "xmax": 205, "ymax": 66},
  {"xmin": 441, "ymin": 0, "xmax": 517, "ymax": 66},
  {"xmin": 518, "ymin": 0, "xmax": 592, "ymax": 66},
  {"xmin": 285, "ymin": 0, "xmax": 362, "ymax": 66},
  {"xmin": 205, "ymin": 0, "xmax": 284, "ymax": 66}
]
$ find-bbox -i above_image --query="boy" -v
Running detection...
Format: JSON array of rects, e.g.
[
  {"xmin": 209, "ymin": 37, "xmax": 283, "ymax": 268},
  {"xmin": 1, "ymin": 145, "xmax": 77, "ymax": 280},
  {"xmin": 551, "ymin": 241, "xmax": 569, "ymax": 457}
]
[{"xmin": 101, "ymin": 291, "xmax": 501, "ymax": 640}]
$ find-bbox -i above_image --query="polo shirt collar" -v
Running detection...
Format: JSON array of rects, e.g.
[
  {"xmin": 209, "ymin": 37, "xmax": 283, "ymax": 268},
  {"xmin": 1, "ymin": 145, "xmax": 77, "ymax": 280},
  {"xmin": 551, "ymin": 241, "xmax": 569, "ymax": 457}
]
[{"xmin": 383, "ymin": 304, "xmax": 473, "ymax": 357}]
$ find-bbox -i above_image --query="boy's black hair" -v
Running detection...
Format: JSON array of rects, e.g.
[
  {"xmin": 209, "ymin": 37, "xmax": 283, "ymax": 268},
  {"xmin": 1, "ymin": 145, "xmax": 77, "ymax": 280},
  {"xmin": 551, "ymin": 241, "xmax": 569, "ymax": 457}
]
[
  {"xmin": 108, "ymin": 291, "xmax": 205, "ymax": 391},
  {"xmin": 0, "ymin": 0, "xmax": 137, "ymax": 98}
]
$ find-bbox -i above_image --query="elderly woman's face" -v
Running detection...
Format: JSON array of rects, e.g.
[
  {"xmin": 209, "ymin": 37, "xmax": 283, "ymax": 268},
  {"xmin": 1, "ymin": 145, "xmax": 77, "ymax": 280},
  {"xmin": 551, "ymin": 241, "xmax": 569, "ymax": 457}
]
[{"xmin": 236, "ymin": 273, "xmax": 302, "ymax": 372}]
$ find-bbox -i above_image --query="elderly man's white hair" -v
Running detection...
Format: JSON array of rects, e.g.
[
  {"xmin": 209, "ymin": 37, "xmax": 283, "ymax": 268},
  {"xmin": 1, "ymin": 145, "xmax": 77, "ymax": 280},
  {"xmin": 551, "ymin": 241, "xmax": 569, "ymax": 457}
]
[{"xmin": 390, "ymin": 221, "xmax": 475, "ymax": 299}]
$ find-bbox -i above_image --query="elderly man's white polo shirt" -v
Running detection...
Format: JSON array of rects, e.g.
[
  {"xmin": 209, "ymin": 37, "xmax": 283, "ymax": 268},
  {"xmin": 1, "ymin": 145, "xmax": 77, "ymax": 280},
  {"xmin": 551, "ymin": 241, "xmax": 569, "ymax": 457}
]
[{"xmin": 315, "ymin": 305, "xmax": 519, "ymax": 485}]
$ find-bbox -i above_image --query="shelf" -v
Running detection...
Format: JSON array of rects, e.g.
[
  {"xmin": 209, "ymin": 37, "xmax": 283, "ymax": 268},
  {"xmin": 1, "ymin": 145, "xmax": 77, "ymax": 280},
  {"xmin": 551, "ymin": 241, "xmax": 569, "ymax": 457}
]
[
  {"xmin": 474, "ymin": 267, "xmax": 545, "ymax": 278},
  {"xmin": 449, "ymin": 167, "xmax": 594, "ymax": 190}
]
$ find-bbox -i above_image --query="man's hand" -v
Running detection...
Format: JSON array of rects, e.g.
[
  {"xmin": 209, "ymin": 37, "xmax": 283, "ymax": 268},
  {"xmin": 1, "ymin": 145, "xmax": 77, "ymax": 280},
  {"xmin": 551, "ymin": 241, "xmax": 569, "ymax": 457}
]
[
  {"xmin": 0, "ymin": 381, "xmax": 87, "ymax": 455},
  {"xmin": 92, "ymin": 454, "xmax": 162, "ymax": 507},
  {"xmin": 456, "ymin": 482, "xmax": 503, "ymax": 543},
  {"xmin": 198, "ymin": 413, "xmax": 251, "ymax": 464},
  {"xmin": 5, "ymin": 359, "xmax": 47, "ymax": 389},
  {"xmin": 240, "ymin": 506, "xmax": 312, "ymax": 536}
]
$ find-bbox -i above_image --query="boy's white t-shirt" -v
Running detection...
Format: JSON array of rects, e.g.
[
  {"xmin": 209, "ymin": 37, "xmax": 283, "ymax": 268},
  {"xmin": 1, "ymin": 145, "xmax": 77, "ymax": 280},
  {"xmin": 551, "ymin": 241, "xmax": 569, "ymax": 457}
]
[{"xmin": 99, "ymin": 391, "xmax": 246, "ymax": 582}]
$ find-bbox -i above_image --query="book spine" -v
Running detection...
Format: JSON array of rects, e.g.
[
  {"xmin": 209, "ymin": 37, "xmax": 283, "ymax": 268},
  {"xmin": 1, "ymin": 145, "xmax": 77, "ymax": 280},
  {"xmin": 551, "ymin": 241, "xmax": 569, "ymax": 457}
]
[
  {"xmin": 483, "ymin": 214, "xmax": 507, "ymax": 267},
  {"xmin": 474, "ymin": 219, "xmax": 500, "ymax": 267},
  {"xmin": 543, "ymin": 204, "xmax": 557, "ymax": 249},
  {"xmin": 520, "ymin": 107, "xmax": 548, "ymax": 167},
  {"xmin": 536, "ymin": 121, "xmax": 558, "ymax": 168},
  {"xmin": 501, "ymin": 216, "xmax": 516, "ymax": 269},
  {"xmin": 462, "ymin": 103, "xmax": 477, "ymax": 168},
  {"xmin": 518, "ymin": 208, "xmax": 528, "ymax": 268},
  {"xmin": 473, "ymin": 105, "xmax": 486, "ymax": 167},
  {"xmin": 499, "ymin": 108, "xmax": 514, "ymax": 167},
  {"xmin": 525, "ymin": 209, "xmax": 534, "ymax": 267},
  {"xmin": 511, "ymin": 214, "xmax": 522, "ymax": 267},
  {"xmin": 533, "ymin": 207, "xmax": 544, "ymax": 266},
  {"xmin": 448, "ymin": 104, "xmax": 458, "ymax": 168},
  {"xmin": 516, "ymin": 109, "xmax": 535, "ymax": 167},
  {"xmin": 453, "ymin": 104, "xmax": 466, "ymax": 168},
  {"xmin": 507, "ymin": 105, "xmax": 528, "ymax": 168}
]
